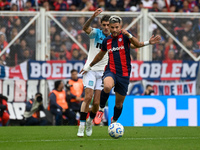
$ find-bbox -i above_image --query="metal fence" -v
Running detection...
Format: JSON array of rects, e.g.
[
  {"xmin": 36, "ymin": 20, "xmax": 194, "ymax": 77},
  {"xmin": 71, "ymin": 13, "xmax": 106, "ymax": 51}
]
[
  {"xmin": 1, "ymin": 9, "xmax": 199, "ymax": 64},
  {"xmin": 0, "ymin": 9, "xmax": 200, "ymax": 105}
]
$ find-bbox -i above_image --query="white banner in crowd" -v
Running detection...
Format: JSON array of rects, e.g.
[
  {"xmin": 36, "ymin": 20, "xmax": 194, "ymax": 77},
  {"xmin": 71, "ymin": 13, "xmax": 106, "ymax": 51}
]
[
  {"xmin": 146, "ymin": 80, "xmax": 196, "ymax": 95},
  {"xmin": 0, "ymin": 80, "xmax": 39, "ymax": 120}
]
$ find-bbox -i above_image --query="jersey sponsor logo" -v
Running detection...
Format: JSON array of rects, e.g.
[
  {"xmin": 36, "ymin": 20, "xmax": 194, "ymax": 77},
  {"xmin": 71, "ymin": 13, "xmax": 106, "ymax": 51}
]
[
  {"xmin": 88, "ymin": 80, "xmax": 94, "ymax": 86},
  {"xmin": 108, "ymin": 45, "xmax": 124, "ymax": 53}
]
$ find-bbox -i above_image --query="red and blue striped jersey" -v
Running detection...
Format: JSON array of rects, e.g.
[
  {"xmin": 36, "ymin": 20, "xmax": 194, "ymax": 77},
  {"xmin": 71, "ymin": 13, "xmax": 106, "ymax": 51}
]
[{"xmin": 101, "ymin": 31, "xmax": 132, "ymax": 77}]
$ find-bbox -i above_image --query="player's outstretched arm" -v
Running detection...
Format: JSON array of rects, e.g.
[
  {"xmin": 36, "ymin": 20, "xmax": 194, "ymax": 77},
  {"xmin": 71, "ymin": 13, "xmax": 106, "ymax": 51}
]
[
  {"xmin": 130, "ymin": 35, "xmax": 161, "ymax": 49},
  {"xmin": 80, "ymin": 50, "xmax": 106, "ymax": 75},
  {"xmin": 83, "ymin": 8, "xmax": 103, "ymax": 34}
]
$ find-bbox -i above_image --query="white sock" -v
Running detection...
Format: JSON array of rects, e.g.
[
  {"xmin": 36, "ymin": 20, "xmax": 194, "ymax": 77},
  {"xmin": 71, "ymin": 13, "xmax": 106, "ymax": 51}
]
[
  {"xmin": 87, "ymin": 117, "xmax": 93, "ymax": 122},
  {"xmin": 80, "ymin": 121, "xmax": 85, "ymax": 126},
  {"xmin": 99, "ymin": 107, "xmax": 104, "ymax": 112}
]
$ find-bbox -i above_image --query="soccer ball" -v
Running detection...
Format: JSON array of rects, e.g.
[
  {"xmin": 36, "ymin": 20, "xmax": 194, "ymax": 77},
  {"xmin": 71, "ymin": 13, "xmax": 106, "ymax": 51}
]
[{"xmin": 108, "ymin": 123, "xmax": 124, "ymax": 139}]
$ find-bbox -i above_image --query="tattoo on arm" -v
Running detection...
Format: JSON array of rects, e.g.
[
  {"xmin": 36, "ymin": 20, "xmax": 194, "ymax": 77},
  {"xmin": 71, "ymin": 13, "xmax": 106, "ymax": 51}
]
[
  {"xmin": 83, "ymin": 16, "xmax": 95, "ymax": 31},
  {"xmin": 139, "ymin": 42, "xmax": 143, "ymax": 47}
]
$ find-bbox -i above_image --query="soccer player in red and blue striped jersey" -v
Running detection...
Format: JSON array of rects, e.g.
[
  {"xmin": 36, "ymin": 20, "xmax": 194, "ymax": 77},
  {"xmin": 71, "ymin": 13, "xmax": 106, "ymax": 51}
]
[{"xmin": 82, "ymin": 15, "xmax": 161, "ymax": 124}]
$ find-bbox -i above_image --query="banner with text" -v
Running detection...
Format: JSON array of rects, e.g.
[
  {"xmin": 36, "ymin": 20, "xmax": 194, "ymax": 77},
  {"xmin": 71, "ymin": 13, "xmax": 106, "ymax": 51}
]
[
  {"xmin": 108, "ymin": 96, "xmax": 200, "ymax": 126},
  {"xmin": 0, "ymin": 79, "xmax": 40, "ymax": 120},
  {"xmin": 130, "ymin": 61, "xmax": 199, "ymax": 81},
  {"xmin": 28, "ymin": 60, "xmax": 85, "ymax": 80},
  {"xmin": 146, "ymin": 80, "xmax": 196, "ymax": 95},
  {"xmin": 0, "ymin": 61, "xmax": 27, "ymax": 80}
]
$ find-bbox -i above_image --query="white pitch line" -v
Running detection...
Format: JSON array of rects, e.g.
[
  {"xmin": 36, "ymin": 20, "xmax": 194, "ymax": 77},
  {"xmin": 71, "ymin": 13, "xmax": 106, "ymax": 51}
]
[{"xmin": 0, "ymin": 137, "xmax": 199, "ymax": 143}]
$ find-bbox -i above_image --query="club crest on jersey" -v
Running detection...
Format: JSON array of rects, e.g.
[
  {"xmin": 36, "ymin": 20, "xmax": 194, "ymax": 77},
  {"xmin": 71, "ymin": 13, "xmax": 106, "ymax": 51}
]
[{"xmin": 118, "ymin": 38, "xmax": 122, "ymax": 42}]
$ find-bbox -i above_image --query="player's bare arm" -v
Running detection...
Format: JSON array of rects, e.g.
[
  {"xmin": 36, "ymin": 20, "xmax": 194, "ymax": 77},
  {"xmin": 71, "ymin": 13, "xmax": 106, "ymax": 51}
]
[
  {"xmin": 80, "ymin": 50, "xmax": 106, "ymax": 75},
  {"xmin": 83, "ymin": 8, "xmax": 103, "ymax": 34},
  {"xmin": 90, "ymin": 50, "xmax": 106, "ymax": 67},
  {"xmin": 121, "ymin": 29, "xmax": 161, "ymax": 48},
  {"xmin": 130, "ymin": 35, "xmax": 161, "ymax": 49}
]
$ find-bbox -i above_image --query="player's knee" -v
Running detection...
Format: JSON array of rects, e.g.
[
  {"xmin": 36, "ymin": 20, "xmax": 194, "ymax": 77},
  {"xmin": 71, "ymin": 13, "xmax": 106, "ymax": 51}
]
[
  {"xmin": 84, "ymin": 95, "xmax": 93, "ymax": 104},
  {"xmin": 115, "ymin": 103, "xmax": 123, "ymax": 108},
  {"xmin": 104, "ymin": 86, "xmax": 112, "ymax": 93},
  {"xmin": 93, "ymin": 100, "xmax": 99, "ymax": 108}
]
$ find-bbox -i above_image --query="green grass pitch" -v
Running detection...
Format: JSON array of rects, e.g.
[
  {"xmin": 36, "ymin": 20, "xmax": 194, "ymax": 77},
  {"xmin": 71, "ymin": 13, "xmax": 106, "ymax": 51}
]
[{"xmin": 0, "ymin": 126, "xmax": 200, "ymax": 150}]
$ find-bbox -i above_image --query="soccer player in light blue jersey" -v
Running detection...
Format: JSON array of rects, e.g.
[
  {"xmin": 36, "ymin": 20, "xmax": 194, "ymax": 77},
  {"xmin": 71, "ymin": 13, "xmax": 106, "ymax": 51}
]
[{"xmin": 77, "ymin": 8, "xmax": 110, "ymax": 137}]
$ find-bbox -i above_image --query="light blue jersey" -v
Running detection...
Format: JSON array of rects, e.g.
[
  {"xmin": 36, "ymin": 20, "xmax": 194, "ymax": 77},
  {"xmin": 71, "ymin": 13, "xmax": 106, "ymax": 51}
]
[{"xmin": 84, "ymin": 28, "xmax": 108, "ymax": 71}]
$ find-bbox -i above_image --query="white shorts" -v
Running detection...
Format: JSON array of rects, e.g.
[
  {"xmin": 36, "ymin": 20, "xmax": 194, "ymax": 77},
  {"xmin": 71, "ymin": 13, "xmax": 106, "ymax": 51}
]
[{"xmin": 83, "ymin": 70, "xmax": 104, "ymax": 90}]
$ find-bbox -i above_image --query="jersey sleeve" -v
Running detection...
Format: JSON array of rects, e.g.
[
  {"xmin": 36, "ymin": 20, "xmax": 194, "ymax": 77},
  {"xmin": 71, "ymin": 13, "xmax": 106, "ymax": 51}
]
[
  {"xmin": 101, "ymin": 38, "xmax": 107, "ymax": 52},
  {"xmin": 88, "ymin": 28, "xmax": 98, "ymax": 39}
]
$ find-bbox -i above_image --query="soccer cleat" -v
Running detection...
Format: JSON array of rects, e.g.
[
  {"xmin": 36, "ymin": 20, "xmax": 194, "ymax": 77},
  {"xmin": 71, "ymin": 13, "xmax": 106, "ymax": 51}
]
[
  {"xmin": 94, "ymin": 110, "xmax": 104, "ymax": 125},
  {"xmin": 77, "ymin": 125, "xmax": 85, "ymax": 137},
  {"xmin": 111, "ymin": 117, "xmax": 117, "ymax": 124},
  {"xmin": 86, "ymin": 118, "xmax": 93, "ymax": 136}
]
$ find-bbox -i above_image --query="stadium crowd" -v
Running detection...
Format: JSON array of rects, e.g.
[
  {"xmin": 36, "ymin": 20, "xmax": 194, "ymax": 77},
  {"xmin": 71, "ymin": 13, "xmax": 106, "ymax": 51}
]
[{"xmin": 0, "ymin": 0, "xmax": 199, "ymax": 66}]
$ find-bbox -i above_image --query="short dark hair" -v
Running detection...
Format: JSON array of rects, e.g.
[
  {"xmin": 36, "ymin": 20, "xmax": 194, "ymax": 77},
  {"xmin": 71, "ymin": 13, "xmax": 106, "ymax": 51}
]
[
  {"xmin": 71, "ymin": 69, "xmax": 78, "ymax": 74},
  {"xmin": 101, "ymin": 15, "xmax": 110, "ymax": 23},
  {"xmin": 146, "ymin": 84, "xmax": 152, "ymax": 88},
  {"xmin": 35, "ymin": 92, "xmax": 42, "ymax": 97},
  {"xmin": 54, "ymin": 80, "xmax": 62, "ymax": 89}
]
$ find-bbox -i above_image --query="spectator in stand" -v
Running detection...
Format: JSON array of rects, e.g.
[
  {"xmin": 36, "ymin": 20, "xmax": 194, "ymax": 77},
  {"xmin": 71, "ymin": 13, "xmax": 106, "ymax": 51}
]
[
  {"xmin": 150, "ymin": 1, "xmax": 160, "ymax": 12},
  {"xmin": 182, "ymin": 49, "xmax": 197, "ymax": 60},
  {"xmin": 186, "ymin": 39, "xmax": 198, "ymax": 50},
  {"xmin": 0, "ymin": 94, "xmax": 9, "ymax": 126},
  {"xmin": 10, "ymin": 0, "xmax": 27, "ymax": 11},
  {"xmin": 60, "ymin": 23, "xmax": 77, "ymax": 41},
  {"xmin": 60, "ymin": 43, "xmax": 72, "ymax": 60},
  {"xmin": 13, "ymin": 18, "xmax": 22, "ymax": 33},
  {"xmin": 164, "ymin": 37, "xmax": 177, "ymax": 60},
  {"xmin": 79, "ymin": 50, "xmax": 87, "ymax": 61},
  {"xmin": 170, "ymin": 0, "xmax": 183, "ymax": 10},
  {"xmin": 75, "ymin": 17, "xmax": 86, "ymax": 34},
  {"xmin": 20, "ymin": 48, "xmax": 32, "ymax": 62},
  {"xmin": 170, "ymin": 4, "xmax": 177, "ymax": 12},
  {"xmin": 96, "ymin": 0, "xmax": 106, "ymax": 11},
  {"xmin": 42, "ymin": 1, "xmax": 50, "ymax": 11},
  {"xmin": 50, "ymin": 26, "xmax": 58, "ymax": 42},
  {"xmin": 0, "ymin": 34, "xmax": 9, "ymax": 65},
  {"xmin": 123, "ymin": 0, "xmax": 134, "ymax": 11},
  {"xmin": 51, "ymin": 34, "xmax": 62, "ymax": 60},
  {"xmin": 38, "ymin": 0, "xmax": 54, "ymax": 10},
  {"xmin": 182, "ymin": 0, "xmax": 191, "ymax": 12},
  {"xmin": 24, "ymin": 1, "xmax": 35, "ymax": 11},
  {"xmin": 25, "ymin": 27, "xmax": 36, "ymax": 57},
  {"xmin": 10, "ymin": 3, "xmax": 18, "ymax": 11},
  {"xmin": 49, "ymin": 80, "xmax": 76, "ymax": 125},
  {"xmin": 176, "ymin": 21, "xmax": 195, "ymax": 42},
  {"xmin": 193, "ymin": 5, "xmax": 199, "ymax": 12},
  {"xmin": 71, "ymin": 34, "xmax": 87, "ymax": 54},
  {"xmin": 71, "ymin": 48, "xmax": 80, "ymax": 61},
  {"xmin": 188, "ymin": 0, "xmax": 197, "ymax": 10},
  {"xmin": 0, "ymin": 0, "xmax": 10, "ymax": 10},
  {"xmin": 78, "ymin": 0, "xmax": 95, "ymax": 11},
  {"xmin": 54, "ymin": 0, "xmax": 69, "ymax": 11},
  {"xmin": 106, "ymin": 0, "xmax": 120, "ymax": 11},
  {"xmin": 7, "ymin": 28, "xmax": 22, "ymax": 66},
  {"xmin": 137, "ymin": 1, "xmax": 144, "ymax": 11},
  {"xmin": 166, "ymin": 49, "xmax": 176, "ymax": 60}
]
